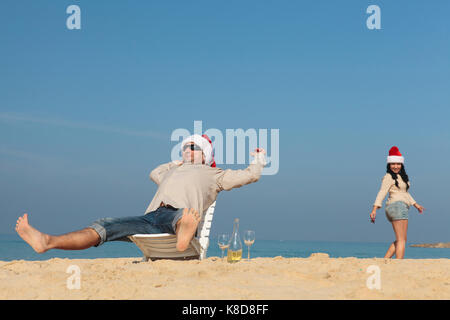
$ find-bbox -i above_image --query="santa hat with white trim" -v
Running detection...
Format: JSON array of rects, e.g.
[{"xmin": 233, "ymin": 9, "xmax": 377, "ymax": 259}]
[
  {"xmin": 387, "ymin": 146, "xmax": 404, "ymax": 164},
  {"xmin": 181, "ymin": 134, "xmax": 216, "ymax": 167}
]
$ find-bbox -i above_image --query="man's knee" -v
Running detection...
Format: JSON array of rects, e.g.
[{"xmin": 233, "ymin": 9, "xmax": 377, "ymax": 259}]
[{"xmin": 84, "ymin": 227, "xmax": 101, "ymax": 246}]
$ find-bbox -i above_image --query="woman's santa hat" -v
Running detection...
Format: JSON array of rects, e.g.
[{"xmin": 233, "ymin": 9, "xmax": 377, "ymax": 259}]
[
  {"xmin": 181, "ymin": 134, "xmax": 216, "ymax": 167},
  {"xmin": 387, "ymin": 146, "xmax": 404, "ymax": 164}
]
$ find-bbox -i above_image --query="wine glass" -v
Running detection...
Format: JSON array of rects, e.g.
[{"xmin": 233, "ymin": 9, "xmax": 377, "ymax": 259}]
[
  {"xmin": 217, "ymin": 234, "xmax": 230, "ymax": 261},
  {"xmin": 243, "ymin": 230, "xmax": 255, "ymax": 261}
]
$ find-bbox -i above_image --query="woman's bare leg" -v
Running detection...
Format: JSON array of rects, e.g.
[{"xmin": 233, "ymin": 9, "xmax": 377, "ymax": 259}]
[
  {"xmin": 391, "ymin": 219, "xmax": 408, "ymax": 259},
  {"xmin": 384, "ymin": 241, "xmax": 396, "ymax": 259},
  {"xmin": 15, "ymin": 213, "xmax": 100, "ymax": 253}
]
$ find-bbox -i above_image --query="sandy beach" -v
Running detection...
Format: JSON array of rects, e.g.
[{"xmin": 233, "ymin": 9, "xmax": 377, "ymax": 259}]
[{"xmin": 0, "ymin": 253, "xmax": 449, "ymax": 300}]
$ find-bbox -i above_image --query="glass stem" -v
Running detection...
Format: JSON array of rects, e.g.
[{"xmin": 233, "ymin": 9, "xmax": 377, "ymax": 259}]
[{"xmin": 248, "ymin": 246, "xmax": 250, "ymax": 260}]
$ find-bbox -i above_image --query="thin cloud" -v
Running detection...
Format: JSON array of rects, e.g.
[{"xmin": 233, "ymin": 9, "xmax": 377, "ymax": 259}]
[
  {"xmin": 0, "ymin": 147, "xmax": 55, "ymax": 163},
  {"xmin": 0, "ymin": 112, "xmax": 166, "ymax": 140}
]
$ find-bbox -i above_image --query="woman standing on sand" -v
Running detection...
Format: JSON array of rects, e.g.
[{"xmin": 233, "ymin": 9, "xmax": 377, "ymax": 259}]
[{"xmin": 370, "ymin": 146, "xmax": 425, "ymax": 259}]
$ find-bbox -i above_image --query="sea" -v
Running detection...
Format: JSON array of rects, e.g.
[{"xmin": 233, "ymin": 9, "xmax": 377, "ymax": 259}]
[{"xmin": 1, "ymin": 234, "xmax": 449, "ymax": 261}]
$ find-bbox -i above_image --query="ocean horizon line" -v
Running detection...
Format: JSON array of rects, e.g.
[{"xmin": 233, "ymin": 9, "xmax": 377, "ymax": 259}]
[
  {"xmin": 2, "ymin": 233, "xmax": 450, "ymax": 261},
  {"xmin": 0, "ymin": 233, "xmax": 397, "ymax": 245},
  {"xmin": 1, "ymin": 233, "xmax": 447, "ymax": 246}
]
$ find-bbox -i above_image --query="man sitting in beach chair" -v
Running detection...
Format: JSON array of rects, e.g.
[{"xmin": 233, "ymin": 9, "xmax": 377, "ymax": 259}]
[{"xmin": 15, "ymin": 134, "xmax": 266, "ymax": 254}]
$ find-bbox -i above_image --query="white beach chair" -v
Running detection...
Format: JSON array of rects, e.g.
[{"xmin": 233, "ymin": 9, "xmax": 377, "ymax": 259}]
[{"xmin": 128, "ymin": 201, "xmax": 216, "ymax": 262}]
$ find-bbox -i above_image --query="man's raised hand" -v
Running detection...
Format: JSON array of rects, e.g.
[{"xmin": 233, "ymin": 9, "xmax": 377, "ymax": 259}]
[{"xmin": 250, "ymin": 148, "xmax": 266, "ymax": 157}]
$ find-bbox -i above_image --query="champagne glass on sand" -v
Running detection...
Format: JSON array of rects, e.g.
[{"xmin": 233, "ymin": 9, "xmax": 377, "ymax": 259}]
[
  {"xmin": 244, "ymin": 230, "xmax": 255, "ymax": 261},
  {"xmin": 218, "ymin": 234, "xmax": 230, "ymax": 261}
]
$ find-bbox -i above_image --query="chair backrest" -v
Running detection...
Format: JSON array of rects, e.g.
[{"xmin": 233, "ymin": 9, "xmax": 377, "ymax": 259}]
[{"xmin": 196, "ymin": 201, "xmax": 216, "ymax": 259}]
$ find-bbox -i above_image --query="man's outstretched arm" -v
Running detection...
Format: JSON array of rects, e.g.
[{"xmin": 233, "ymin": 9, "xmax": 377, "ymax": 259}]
[{"xmin": 216, "ymin": 149, "xmax": 267, "ymax": 191}]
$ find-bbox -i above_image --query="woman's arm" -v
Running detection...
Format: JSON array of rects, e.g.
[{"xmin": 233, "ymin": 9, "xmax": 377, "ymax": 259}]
[
  {"xmin": 406, "ymin": 187, "xmax": 425, "ymax": 213},
  {"xmin": 370, "ymin": 205, "xmax": 379, "ymax": 223},
  {"xmin": 370, "ymin": 175, "xmax": 393, "ymax": 222},
  {"xmin": 413, "ymin": 203, "xmax": 425, "ymax": 214},
  {"xmin": 373, "ymin": 174, "xmax": 393, "ymax": 208}
]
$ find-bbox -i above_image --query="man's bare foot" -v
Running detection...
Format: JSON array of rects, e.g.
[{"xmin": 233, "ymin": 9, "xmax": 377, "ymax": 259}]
[
  {"xmin": 15, "ymin": 213, "xmax": 50, "ymax": 253},
  {"xmin": 175, "ymin": 208, "xmax": 200, "ymax": 252}
]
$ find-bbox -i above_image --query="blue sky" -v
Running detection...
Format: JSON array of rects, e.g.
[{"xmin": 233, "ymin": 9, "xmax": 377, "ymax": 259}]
[{"xmin": 1, "ymin": 1, "xmax": 449, "ymax": 244}]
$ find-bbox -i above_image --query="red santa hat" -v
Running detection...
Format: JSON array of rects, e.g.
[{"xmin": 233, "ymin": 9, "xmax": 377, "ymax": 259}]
[
  {"xmin": 181, "ymin": 134, "xmax": 216, "ymax": 167},
  {"xmin": 387, "ymin": 146, "xmax": 404, "ymax": 164}
]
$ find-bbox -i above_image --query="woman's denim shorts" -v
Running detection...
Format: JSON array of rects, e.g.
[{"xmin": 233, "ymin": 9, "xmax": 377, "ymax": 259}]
[
  {"xmin": 88, "ymin": 206, "xmax": 184, "ymax": 246},
  {"xmin": 385, "ymin": 201, "xmax": 409, "ymax": 222}
]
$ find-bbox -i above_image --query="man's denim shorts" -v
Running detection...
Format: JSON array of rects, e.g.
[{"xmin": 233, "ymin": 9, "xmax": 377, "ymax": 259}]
[
  {"xmin": 88, "ymin": 206, "xmax": 184, "ymax": 246},
  {"xmin": 385, "ymin": 201, "xmax": 409, "ymax": 222}
]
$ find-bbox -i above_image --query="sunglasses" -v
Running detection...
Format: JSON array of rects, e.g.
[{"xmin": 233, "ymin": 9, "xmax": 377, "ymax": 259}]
[{"xmin": 183, "ymin": 144, "xmax": 202, "ymax": 152}]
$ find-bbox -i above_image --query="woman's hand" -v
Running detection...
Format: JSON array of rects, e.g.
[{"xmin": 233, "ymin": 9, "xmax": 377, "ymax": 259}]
[
  {"xmin": 414, "ymin": 203, "xmax": 425, "ymax": 214},
  {"xmin": 369, "ymin": 211, "xmax": 377, "ymax": 223},
  {"xmin": 369, "ymin": 206, "xmax": 378, "ymax": 223}
]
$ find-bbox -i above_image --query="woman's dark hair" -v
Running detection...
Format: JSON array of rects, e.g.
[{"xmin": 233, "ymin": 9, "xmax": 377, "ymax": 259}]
[{"xmin": 386, "ymin": 163, "xmax": 410, "ymax": 190}]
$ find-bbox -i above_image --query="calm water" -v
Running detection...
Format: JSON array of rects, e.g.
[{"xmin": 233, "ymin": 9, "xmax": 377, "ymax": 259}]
[{"xmin": 1, "ymin": 234, "xmax": 449, "ymax": 261}]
